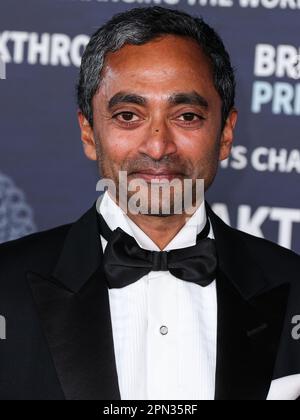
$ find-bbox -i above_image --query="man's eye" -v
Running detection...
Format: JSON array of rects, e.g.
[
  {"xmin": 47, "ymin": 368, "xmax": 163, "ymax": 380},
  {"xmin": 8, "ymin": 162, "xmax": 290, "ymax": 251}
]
[
  {"xmin": 178, "ymin": 113, "xmax": 204, "ymax": 122},
  {"xmin": 112, "ymin": 112, "xmax": 139, "ymax": 123}
]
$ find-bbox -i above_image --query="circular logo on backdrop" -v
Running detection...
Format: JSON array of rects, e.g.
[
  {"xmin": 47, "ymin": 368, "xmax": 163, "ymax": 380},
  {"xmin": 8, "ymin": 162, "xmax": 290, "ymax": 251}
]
[{"xmin": 0, "ymin": 172, "xmax": 36, "ymax": 244}]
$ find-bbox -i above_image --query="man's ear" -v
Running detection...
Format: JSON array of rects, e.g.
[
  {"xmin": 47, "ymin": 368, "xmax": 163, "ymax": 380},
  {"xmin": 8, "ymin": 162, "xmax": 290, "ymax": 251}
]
[
  {"xmin": 77, "ymin": 110, "xmax": 97, "ymax": 161},
  {"xmin": 219, "ymin": 107, "xmax": 238, "ymax": 161}
]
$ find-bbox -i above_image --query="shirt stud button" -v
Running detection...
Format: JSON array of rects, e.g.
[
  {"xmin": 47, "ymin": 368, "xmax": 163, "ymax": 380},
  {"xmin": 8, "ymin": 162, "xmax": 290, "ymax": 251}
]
[{"xmin": 160, "ymin": 326, "xmax": 168, "ymax": 336}]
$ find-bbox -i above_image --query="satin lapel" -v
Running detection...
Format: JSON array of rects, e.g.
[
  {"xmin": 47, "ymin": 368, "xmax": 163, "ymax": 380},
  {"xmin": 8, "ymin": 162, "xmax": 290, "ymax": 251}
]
[
  {"xmin": 27, "ymin": 202, "xmax": 121, "ymax": 400},
  {"xmin": 214, "ymin": 268, "xmax": 290, "ymax": 400}
]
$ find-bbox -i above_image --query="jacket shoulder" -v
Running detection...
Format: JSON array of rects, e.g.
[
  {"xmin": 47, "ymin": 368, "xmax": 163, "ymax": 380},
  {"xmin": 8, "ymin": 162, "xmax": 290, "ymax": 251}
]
[
  {"xmin": 0, "ymin": 223, "xmax": 72, "ymax": 276},
  {"xmin": 235, "ymin": 227, "xmax": 299, "ymax": 260},
  {"xmin": 208, "ymin": 204, "xmax": 300, "ymax": 267},
  {"xmin": 232, "ymin": 226, "xmax": 300, "ymax": 285}
]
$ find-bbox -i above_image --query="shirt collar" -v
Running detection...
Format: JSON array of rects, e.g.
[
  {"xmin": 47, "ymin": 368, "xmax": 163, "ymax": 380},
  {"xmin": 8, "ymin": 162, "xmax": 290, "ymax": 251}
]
[{"xmin": 98, "ymin": 191, "xmax": 213, "ymax": 251}]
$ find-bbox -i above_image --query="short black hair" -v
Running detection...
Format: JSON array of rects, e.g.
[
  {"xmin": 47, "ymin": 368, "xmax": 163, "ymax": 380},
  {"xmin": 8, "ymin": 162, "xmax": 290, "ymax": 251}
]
[{"xmin": 77, "ymin": 6, "xmax": 236, "ymax": 130}]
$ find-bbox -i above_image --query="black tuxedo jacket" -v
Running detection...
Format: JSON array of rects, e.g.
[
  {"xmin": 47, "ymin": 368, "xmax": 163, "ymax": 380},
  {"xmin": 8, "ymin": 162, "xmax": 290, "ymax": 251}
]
[{"xmin": 0, "ymin": 201, "xmax": 300, "ymax": 400}]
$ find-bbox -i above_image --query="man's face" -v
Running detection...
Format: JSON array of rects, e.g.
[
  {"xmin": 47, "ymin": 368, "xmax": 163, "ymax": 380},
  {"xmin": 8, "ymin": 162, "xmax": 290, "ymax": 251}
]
[{"xmin": 78, "ymin": 35, "xmax": 237, "ymax": 215}]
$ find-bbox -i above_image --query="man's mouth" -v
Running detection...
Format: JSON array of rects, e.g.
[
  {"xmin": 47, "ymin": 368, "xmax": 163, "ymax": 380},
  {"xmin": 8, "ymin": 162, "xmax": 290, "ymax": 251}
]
[{"xmin": 129, "ymin": 170, "xmax": 184, "ymax": 182}]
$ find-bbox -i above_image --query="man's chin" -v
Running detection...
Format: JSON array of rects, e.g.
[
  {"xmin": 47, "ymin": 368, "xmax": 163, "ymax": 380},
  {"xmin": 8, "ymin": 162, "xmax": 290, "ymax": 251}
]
[{"xmin": 126, "ymin": 197, "xmax": 185, "ymax": 217}]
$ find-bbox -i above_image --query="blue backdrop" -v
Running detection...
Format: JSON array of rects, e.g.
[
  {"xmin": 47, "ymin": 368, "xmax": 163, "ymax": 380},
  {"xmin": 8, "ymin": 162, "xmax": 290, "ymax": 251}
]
[{"xmin": 1, "ymin": 0, "xmax": 299, "ymax": 253}]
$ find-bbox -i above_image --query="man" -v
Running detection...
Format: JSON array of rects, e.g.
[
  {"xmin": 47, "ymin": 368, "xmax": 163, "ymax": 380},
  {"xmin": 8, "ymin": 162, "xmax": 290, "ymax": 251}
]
[{"xmin": 0, "ymin": 6, "xmax": 300, "ymax": 401}]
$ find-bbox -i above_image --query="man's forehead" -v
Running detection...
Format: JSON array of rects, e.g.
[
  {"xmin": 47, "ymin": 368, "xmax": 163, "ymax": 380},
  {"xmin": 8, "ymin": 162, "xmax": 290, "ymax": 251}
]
[
  {"xmin": 101, "ymin": 36, "xmax": 211, "ymax": 77},
  {"xmin": 95, "ymin": 37, "xmax": 216, "ymax": 105},
  {"xmin": 98, "ymin": 57, "xmax": 213, "ymax": 98}
]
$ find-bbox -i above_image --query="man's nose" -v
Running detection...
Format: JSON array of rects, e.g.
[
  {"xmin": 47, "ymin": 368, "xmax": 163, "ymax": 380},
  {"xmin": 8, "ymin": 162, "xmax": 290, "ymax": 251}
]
[{"xmin": 138, "ymin": 120, "xmax": 177, "ymax": 161}]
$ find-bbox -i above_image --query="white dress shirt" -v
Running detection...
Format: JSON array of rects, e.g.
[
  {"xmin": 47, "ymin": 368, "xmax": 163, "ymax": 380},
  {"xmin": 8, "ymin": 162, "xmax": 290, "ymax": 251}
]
[{"xmin": 98, "ymin": 191, "xmax": 217, "ymax": 400}]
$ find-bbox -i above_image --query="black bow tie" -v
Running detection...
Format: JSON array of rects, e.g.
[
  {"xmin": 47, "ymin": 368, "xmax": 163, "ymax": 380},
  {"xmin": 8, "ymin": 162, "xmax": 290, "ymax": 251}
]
[{"xmin": 98, "ymin": 213, "xmax": 218, "ymax": 289}]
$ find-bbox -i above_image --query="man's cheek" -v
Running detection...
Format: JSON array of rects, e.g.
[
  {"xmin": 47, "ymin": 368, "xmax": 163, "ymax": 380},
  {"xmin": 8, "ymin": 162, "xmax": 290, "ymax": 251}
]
[{"xmin": 106, "ymin": 135, "xmax": 135, "ymax": 156}]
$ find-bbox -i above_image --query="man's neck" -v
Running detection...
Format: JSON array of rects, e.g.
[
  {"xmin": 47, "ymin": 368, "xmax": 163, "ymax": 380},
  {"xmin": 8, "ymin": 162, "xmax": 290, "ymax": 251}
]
[{"xmin": 125, "ymin": 212, "xmax": 193, "ymax": 251}]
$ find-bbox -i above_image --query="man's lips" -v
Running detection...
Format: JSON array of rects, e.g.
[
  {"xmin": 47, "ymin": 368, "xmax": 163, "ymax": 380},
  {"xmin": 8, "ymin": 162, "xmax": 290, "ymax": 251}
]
[{"xmin": 129, "ymin": 170, "xmax": 184, "ymax": 182}]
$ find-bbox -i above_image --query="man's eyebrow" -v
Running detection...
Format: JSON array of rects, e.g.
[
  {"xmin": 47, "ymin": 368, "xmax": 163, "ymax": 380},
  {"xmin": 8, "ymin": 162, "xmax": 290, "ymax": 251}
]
[
  {"xmin": 107, "ymin": 92, "xmax": 146, "ymax": 110},
  {"xmin": 107, "ymin": 91, "xmax": 209, "ymax": 111},
  {"xmin": 168, "ymin": 91, "xmax": 209, "ymax": 109}
]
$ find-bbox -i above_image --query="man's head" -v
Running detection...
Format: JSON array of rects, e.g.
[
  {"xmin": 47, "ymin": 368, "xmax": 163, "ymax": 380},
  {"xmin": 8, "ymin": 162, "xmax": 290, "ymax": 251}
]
[{"xmin": 77, "ymin": 6, "xmax": 238, "ymax": 215}]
